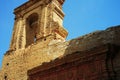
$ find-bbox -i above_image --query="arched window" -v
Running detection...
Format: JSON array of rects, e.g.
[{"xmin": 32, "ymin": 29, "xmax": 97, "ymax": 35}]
[
  {"xmin": 28, "ymin": 13, "xmax": 38, "ymax": 28},
  {"xmin": 26, "ymin": 13, "xmax": 39, "ymax": 47}
]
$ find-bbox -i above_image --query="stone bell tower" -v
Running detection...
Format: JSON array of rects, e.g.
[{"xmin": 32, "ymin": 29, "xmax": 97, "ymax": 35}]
[
  {"xmin": 0, "ymin": 0, "xmax": 68, "ymax": 80},
  {"xmin": 9, "ymin": 0, "xmax": 68, "ymax": 50}
]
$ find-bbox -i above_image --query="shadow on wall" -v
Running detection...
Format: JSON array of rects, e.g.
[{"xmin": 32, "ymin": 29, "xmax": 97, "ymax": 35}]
[
  {"xmin": 63, "ymin": 25, "xmax": 120, "ymax": 80},
  {"xmin": 27, "ymin": 25, "xmax": 120, "ymax": 80}
]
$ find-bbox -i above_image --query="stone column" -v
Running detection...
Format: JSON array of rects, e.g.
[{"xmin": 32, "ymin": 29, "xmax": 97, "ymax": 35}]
[
  {"xmin": 9, "ymin": 19, "xmax": 17, "ymax": 50},
  {"xmin": 9, "ymin": 18, "xmax": 20, "ymax": 50},
  {"xmin": 46, "ymin": 3, "xmax": 53, "ymax": 36},
  {"xmin": 19, "ymin": 19, "xmax": 26, "ymax": 49},
  {"xmin": 39, "ymin": 5, "xmax": 48, "ymax": 38},
  {"xmin": 9, "ymin": 17, "xmax": 25, "ymax": 50},
  {"xmin": 16, "ymin": 18, "xmax": 23, "ymax": 49}
]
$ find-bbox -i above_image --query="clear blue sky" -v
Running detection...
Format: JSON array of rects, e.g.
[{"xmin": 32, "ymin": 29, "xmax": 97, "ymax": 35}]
[{"xmin": 0, "ymin": 0, "xmax": 120, "ymax": 67}]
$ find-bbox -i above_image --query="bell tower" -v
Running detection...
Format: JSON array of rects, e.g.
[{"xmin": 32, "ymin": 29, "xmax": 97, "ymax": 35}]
[{"xmin": 9, "ymin": 0, "xmax": 68, "ymax": 50}]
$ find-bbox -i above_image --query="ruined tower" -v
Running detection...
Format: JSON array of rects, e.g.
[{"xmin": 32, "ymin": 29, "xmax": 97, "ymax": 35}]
[
  {"xmin": 10, "ymin": 0, "xmax": 68, "ymax": 50},
  {"xmin": 1, "ymin": 0, "xmax": 120, "ymax": 80},
  {"xmin": 0, "ymin": 0, "xmax": 68, "ymax": 80}
]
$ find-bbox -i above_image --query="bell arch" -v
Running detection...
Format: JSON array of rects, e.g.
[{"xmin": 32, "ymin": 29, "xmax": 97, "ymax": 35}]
[{"xmin": 26, "ymin": 13, "xmax": 39, "ymax": 47}]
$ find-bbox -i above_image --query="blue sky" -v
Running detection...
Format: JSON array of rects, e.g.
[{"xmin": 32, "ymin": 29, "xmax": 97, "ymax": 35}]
[{"xmin": 0, "ymin": 0, "xmax": 120, "ymax": 67}]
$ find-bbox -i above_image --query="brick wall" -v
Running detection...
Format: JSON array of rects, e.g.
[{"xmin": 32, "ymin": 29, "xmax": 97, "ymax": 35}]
[{"xmin": 28, "ymin": 44, "xmax": 120, "ymax": 80}]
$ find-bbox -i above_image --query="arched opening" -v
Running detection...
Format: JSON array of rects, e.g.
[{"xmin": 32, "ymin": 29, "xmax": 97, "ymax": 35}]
[{"xmin": 26, "ymin": 13, "xmax": 39, "ymax": 47}]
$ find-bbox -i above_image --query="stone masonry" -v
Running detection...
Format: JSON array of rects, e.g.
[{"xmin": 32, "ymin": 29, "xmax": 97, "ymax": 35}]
[{"xmin": 0, "ymin": 0, "xmax": 120, "ymax": 80}]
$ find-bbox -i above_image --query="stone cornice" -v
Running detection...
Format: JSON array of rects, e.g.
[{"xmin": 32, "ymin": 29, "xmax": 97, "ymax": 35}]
[
  {"xmin": 14, "ymin": 0, "xmax": 65, "ymax": 15},
  {"xmin": 55, "ymin": 26, "xmax": 68, "ymax": 38},
  {"xmin": 14, "ymin": 0, "xmax": 52, "ymax": 15},
  {"xmin": 57, "ymin": 0, "xmax": 65, "ymax": 5},
  {"xmin": 54, "ymin": 6, "xmax": 64, "ymax": 19},
  {"xmin": 52, "ymin": 21, "xmax": 68, "ymax": 38}
]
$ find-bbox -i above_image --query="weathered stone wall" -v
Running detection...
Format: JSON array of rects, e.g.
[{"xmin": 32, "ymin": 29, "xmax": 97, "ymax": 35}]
[
  {"xmin": 1, "ymin": 41, "xmax": 65, "ymax": 79},
  {"xmin": 28, "ymin": 44, "xmax": 109, "ymax": 80},
  {"xmin": 0, "ymin": 26, "xmax": 120, "ymax": 80},
  {"xmin": 1, "ymin": 0, "xmax": 120, "ymax": 79},
  {"xmin": 28, "ymin": 44, "xmax": 120, "ymax": 80},
  {"xmin": 65, "ymin": 26, "xmax": 120, "ymax": 55},
  {"xmin": 113, "ymin": 50, "xmax": 120, "ymax": 79}
]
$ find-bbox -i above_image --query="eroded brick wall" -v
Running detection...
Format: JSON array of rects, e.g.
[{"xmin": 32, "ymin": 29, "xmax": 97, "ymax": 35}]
[{"xmin": 28, "ymin": 44, "xmax": 119, "ymax": 80}]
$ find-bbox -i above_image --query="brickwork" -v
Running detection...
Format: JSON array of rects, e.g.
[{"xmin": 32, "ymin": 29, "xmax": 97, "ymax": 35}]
[
  {"xmin": 28, "ymin": 44, "xmax": 120, "ymax": 80},
  {"xmin": 0, "ymin": 0, "xmax": 120, "ymax": 80},
  {"xmin": 27, "ymin": 45, "xmax": 109, "ymax": 80},
  {"xmin": 0, "ymin": 25, "xmax": 120, "ymax": 80}
]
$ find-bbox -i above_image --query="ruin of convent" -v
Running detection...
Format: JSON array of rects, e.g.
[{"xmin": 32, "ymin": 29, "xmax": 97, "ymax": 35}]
[{"xmin": 0, "ymin": 0, "xmax": 120, "ymax": 80}]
